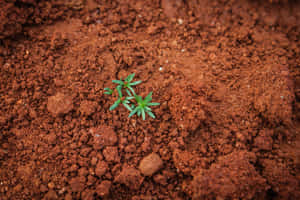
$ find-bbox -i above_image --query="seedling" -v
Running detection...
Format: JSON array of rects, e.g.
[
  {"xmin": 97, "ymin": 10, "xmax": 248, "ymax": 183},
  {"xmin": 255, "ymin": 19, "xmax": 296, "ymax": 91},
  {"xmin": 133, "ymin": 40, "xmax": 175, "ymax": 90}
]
[
  {"xmin": 129, "ymin": 92, "xmax": 160, "ymax": 120},
  {"xmin": 104, "ymin": 73, "xmax": 159, "ymax": 120},
  {"xmin": 112, "ymin": 73, "xmax": 142, "ymax": 96},
  {"xmin": 109, "ymin": 86, "xmax": 134, "ymax": 111}
]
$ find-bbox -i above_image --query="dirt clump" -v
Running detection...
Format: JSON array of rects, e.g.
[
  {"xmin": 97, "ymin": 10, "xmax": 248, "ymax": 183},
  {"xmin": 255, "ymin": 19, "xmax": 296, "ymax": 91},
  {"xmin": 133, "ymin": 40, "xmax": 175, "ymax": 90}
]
[
  {"xmin": 253, "ymin": 130, "xmax": 274, "ymax": 151},
  {"xmin": 47, "ymin": 92, "xmax": 73, "ymax": 116},
  {"xmin": 0, "ymin": 0, "xmax": 70, "ymax": 39},
  {"xmin": 90, "ymin": 126, "xmax": 118, "ymax": 150},
  {"xmin": 169, "ymin": 84, "xmax": 208, "ymax": 132},
  {"xmin": 96, "ymin": 180, "xmax": 112, "ymax": 197},
  {"xmin": 189, "ymin": 151, "xmax": 268, "ymax": 200},
  {"xmin": 114, "ymin": 165, "xmax": 144, "ymax": 190},
  {"xmin": 103, "ymin": 146, "xmax": 120, "ymax": 162},
  {"xmin": 262, "ymin": 159, "xmax": 300, "ymax": 199},
  {"xmin": 69, "ymin": 176, "xmax": 86, "ymax": 193},
  {"xmin": 173, "ymin": 149, "xmax": 202, "ymax": 174},
  {"xmin": 95, "ymin": 161, "xmax": 108, "ymax": 177},
  {"xmin": 79, "ymin": 100, "xmax": 98, "ymax": 116}
]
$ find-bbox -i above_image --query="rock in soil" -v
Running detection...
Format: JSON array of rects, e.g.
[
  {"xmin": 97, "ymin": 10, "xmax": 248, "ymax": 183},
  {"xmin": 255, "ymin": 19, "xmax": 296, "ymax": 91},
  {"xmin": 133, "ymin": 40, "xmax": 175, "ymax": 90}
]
[{"xmin": 139, "ymin": 153, "xmax": 163, "ymax": 176}]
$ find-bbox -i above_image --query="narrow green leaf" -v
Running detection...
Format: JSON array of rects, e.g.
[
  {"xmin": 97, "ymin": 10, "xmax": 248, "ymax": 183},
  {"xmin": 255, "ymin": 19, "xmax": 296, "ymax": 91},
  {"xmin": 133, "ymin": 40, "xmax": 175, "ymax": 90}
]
[
  {"xmin": 123, "ymin": 103, "xmax": 132, "ymax": 111},
  {"xmin": 135, "ymin": 95, "xmax": 143, "ymax": 103},
  {"xmin": 109, "ymin": 99, "xmax": 121, "ymax": 111},
  {"xmin": 104, "ymin": 88, "xmax": 113, "ymax": 95},
  {"xmin": 144, "ymin": 92, "xmax": 153, "ymax": 103},
  {"xmin": 141, "ymin": 109, "xmax": 146, "ymax": 120},
  {"xmin": 127, "ymin": 96, "xmax": 134, "ymax": 100},
  {"xmin": 112, "ymin": 80, "xmax": 123, "ymax": 84},
  {"xmin": 128, "ymin": 86, "xmax": 136, "ymax": 96},
  {"xmin": 147, "ymin": 102, "xmax": 160, "ymax": 106},
  {"xmin": 125, "ymin": 73, "xmax": 135, "ymax": 82},
  {"xmin": 137, "ymin": 110, "xmax": 141, "ymax": 117},
  {"xmin": 116, "ymin": 85, "xmax": 122, "ymax": 97},
  {"xmin": 129, "ymin": 80, "xmax": 142, "ymax": 86},
  {"xmin": 146, "ymin": 110, "xmax": 156, "ymax": 119},
  {"xmin": 145, "ymin": 106, "xmax": 152, "ymax": 111},
  {"xmin": 126, "ymin": 89, "xmax": 132, "ymax": 96},
  {"xmin": 129, "ymin": 107, "xmax": 139, "ymax": 118}
]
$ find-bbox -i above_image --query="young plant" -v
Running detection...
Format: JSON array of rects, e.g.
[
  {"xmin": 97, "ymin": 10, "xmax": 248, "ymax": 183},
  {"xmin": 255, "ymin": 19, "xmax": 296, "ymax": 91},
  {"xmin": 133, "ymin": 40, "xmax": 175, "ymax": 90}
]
[
  {"xmin": 129, "ymin": 92, "xmax": 160, "ymax": 120},
  {"xmin": 104, "ymin": 74, "xmax": 159, "ymax": 120},
  {"xmin": 109, "ymin": 86, "xmax": 134, "ymax": 111},
  {"xmin": 112, "ymin": 73, "xmax": 142, "ymax": 96}
]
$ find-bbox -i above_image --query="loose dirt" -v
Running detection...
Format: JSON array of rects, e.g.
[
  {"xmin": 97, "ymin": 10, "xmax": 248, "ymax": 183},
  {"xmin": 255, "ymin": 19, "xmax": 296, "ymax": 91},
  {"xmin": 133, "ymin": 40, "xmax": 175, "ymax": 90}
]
[{"xmin": 0, "ymin": 0, "xmax": 300, "ymax": 199}]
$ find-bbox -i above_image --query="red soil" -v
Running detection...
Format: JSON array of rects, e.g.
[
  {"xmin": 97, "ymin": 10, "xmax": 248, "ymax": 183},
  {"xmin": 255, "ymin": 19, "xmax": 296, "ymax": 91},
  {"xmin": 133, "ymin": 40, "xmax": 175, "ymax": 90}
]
[{"xmin": 0, "ymin": 0, "xmax": 300, "ymax": 199}]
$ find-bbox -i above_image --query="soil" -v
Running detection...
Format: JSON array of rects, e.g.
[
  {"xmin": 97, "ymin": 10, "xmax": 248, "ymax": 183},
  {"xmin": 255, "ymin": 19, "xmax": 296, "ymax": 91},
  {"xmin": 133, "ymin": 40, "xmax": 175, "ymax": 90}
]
[{"xmin": 0, "ymin": 0, "xmax": 300, "ymax": 199}]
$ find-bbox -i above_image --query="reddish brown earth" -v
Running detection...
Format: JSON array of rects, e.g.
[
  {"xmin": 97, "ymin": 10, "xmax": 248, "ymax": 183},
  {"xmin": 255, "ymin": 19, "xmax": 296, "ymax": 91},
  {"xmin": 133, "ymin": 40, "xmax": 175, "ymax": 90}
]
[{"xmin": 1, "ymin": 0, "xmax": 300, "ymax": 199}]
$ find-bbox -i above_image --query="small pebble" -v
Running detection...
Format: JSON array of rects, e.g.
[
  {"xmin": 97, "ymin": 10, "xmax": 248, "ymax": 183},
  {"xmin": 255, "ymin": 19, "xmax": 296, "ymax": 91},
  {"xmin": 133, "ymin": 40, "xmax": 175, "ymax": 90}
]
[
  {"xmin": 139, "ymin": 153, "xmax": 163, "ymax": 176},
  {"xmin": 178, "ymin": 18, "xmax": 183, "ymax": 25}
]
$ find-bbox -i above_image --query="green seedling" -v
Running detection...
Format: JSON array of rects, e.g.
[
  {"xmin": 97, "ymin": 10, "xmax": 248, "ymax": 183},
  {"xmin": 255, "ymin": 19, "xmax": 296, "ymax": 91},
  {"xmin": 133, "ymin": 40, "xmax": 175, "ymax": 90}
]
[
  {"xmin": 129, "ymin": 92, "xmax": 160, "ymax": 120},
  {"xmin": 109, "ymin": 86, "xmax": 134, "ymax": 111},
  {"xmin": 105, "ymin": 74, "xmax": 159, "ymax": 120},
  {"xmin": 112, "ymin": 73, "xmax": 142, "ymax": 96}
]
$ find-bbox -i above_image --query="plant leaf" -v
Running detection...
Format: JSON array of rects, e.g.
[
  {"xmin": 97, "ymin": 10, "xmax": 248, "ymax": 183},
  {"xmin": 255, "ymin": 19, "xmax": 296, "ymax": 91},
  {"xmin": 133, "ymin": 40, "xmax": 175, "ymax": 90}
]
[
  {"xmin": 146, "ymin": 110, "xmax": 156, "ymax": 119},
  {"xmin": 144, "ymin": 92, "xmax": 153, "ymax": 103},
  {"xmin": 116, "ymin": 85, "xmax": 123, "ymax": 97},
  {"xmin": 109, "ymin": 99, "xmax": 121, "ymax": 111},
  {"xmin": 145, "ymin": 106, "xmax": 152, "ymax": 111},
  {"xmin": 147, "ymin": 102, "xmax": 160, "ymax": 106},
  {"xmin": 125, "ymin": 89, "xmax": 132, "ymax": 96},
  {"xmin": 127, "ymin": 96, "xmax": 134, "ymax": 100},
  {"xmin": 104, "ymin": 88, "xmax": 113, "ymax": 95},
  {"xmin": 135, "ymin": 95, "xmax": 143, "ymax": 103},
  {"xmin": 112, "ymin": 80, "xmax": 123, "ymax": 84},
  {"xmin": 123, "ymin": 103, "xmax": 132, "ymax": 111},
  {"xmin": 129, "ymin": 106, "xmax": 139, "ymax": 118},
  {"xmin": 141, "ymin": 109, "xmax": 146, "ymax": 120},
  {"xmin": 125, "ymin": 73, "xmax": 135, "ymax": 82},
  {"xmin": 129, "ymin": 80, "xmax": 142, "ymax": 86},
  {"xmin": 128, "ymin": 86, "xmax": 136, "ymax": 96}
]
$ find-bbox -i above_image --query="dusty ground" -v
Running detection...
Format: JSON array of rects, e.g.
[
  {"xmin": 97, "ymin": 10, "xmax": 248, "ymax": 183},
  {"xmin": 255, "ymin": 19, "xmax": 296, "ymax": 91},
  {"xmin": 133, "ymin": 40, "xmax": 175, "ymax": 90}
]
[{"xmin": 0, "ymin": 0, "xmax": 300, "ymax": 199}]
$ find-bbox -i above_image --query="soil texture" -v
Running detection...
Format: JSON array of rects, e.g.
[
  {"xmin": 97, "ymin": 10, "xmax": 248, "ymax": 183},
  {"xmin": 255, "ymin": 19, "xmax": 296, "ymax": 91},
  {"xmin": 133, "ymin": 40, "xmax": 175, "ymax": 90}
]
[{"xmin": 1, "ymin": 0, "xmax": 300, "ymax": 199}]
